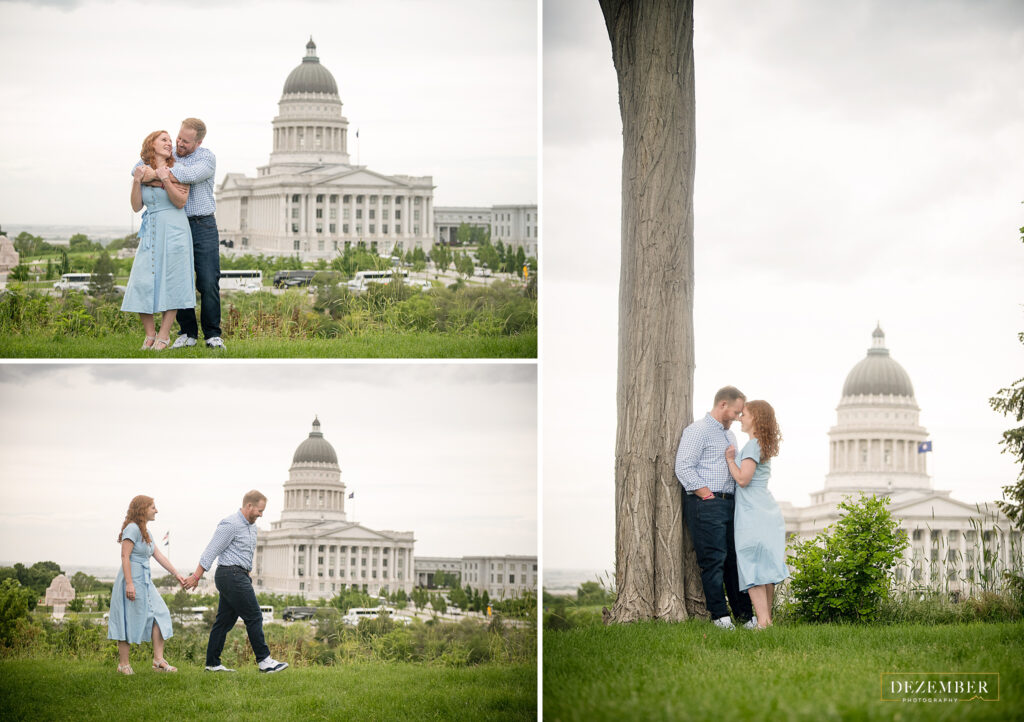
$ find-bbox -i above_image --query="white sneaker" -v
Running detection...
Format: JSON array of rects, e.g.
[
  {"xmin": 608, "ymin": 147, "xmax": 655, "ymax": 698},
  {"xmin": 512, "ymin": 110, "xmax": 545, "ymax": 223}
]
[
  {"xmin": 712, "ymin": 616, "xmax": 735, "ymax": 630},
  {"xmin": 743, "ymin": 616, "xmax": 759, "ymax": 630},
  {"xmin": 258, "ymin": 656, "xmax": 288, "ymax": 673},
  {"xmin": 204, "ymin": 664, "xmax": 236, "ymax": 672},
  {"xmin": 170, "ymin": 335, "xmax": 197, "ymax": 349},
  {"xmin": 205, "ymin": 336, "xmax": 227, "ymax": 350}
]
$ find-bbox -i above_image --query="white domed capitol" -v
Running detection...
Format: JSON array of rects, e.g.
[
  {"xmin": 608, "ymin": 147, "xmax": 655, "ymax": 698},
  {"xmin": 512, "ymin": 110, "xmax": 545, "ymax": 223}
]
[
  {"xmin": 216, "ymin": 39, "xmax": 436, "ymax": 260},
  {"xmin": 781, "ymin": 326, "xmax": 1017, "ymax": 591},
  {"xmin": 254, "ymin": 417, "xmax": 416, "ymax": 599}
]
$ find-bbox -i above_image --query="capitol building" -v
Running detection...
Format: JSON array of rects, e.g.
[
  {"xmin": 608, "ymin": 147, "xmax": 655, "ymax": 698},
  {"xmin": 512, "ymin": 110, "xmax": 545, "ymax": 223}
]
[
  {"xmin": 781, "ymin": 326, "xmax": 1019, "ymax": 591},
  {"xmin": 254, "ymin": 417, "xmax": 416, "ymax": 599},
  {"xmin": 216, "ymin": 39, "xmax": 436, "ymax": 260}
]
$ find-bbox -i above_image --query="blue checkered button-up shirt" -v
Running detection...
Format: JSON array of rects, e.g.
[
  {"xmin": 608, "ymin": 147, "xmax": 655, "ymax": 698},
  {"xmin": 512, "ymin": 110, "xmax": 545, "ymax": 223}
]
[
  {"xmin": 199, "ymin": 510, "xmax": 257, "ymax": 572},
  {"xmin": 674, "ymin": 413, "xmax": 739, "ymax": 494},
  {"xmin": 131, "ymin": 146, "xmax": 216, "ymax": 218}
]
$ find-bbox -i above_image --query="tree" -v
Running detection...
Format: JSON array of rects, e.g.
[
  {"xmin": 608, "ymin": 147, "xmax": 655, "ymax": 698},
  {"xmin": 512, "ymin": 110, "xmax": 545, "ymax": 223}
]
[
  {"xmin": 456, "ymin": 252, "xmax": 474, "ymax": 279},
  {"xmin": 89, "ymin": 250, "xmax": 116, "ymax": 296},
  {"xmin": 600, "ymin": 0, "xmax": 702, "ymax": 623},
  {"xmin": 432, "ymin": 244, "xmax": 451, "ymax": 273},
  {"xmin": 514, "ymin": 246, "xmax": 526, "ymax": 277},
  {"xmin": 0, "ymin": 579, "xmax": 34, "ymax": 648},
  {"xmin": 45, "ymin": 258, "xmax": 55, "ymax": 280},
  {"xmin": 456, "ymin": 222, "xmax": 472, "ymax": 246},
  {"xmin": 8, "ymin": 264, "xmax": 29, "ymax": 281},
  {"xmin": 68, "ymin": 233, "xmax": 98, "ymax": 253},
  {"xmin": 70, "ymin": 571, "xmax": 104, "ymax": 592},
  {"xmin": 991, "ymin": 217, "xmax": 1024, "ymax": 530},
  {"xmin": 59, "ymin": 250, "xmax": 71, "ymax": 276}
]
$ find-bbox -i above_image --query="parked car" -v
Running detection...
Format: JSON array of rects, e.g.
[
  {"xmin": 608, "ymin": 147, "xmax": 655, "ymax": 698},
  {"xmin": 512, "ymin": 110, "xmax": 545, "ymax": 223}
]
[
  {"xmin": 273, "ymin": 270, "xmax": 317, "ymax": 288},
  {"xmin": 281, "ymin": 606, "xmax": 318, "ymax": 621}
]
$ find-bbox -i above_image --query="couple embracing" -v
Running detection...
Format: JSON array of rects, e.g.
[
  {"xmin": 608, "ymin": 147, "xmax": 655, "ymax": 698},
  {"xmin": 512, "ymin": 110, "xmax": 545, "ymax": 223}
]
[
  {"xmin": 107, "ymin": 491, "xmax": 287, "ymax": 675},
  {"xmin": 675, "ymin": 386, "xmax": 789, "ymax": 630},
  {"xmin": 120, "ymin": 118, "xmax": 224, "ymax": 351}
]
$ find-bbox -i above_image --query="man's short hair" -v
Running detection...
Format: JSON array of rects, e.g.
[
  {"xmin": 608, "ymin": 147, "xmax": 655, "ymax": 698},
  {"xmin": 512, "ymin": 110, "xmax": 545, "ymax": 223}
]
[
  {"xmin": 713, "ymin": 386, "xmax": 746, "ymax": 405},
  {"xmin": 181, "ymin": 117, "xmax": 207, "ymax": 142},
  {"xmin": 243, "ymin": 490, "xmax": 267, "ymax": 507}
]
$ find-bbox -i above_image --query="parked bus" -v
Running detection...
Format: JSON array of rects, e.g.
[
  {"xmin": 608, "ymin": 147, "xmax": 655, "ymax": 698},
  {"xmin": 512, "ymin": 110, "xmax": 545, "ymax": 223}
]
[
  {"xmin": 53, "ymin": 273, "xmax": 93, "ymax": 291},
  {"xmin": 219, "ymin": 269, "xmax": 263, "ymax": 293},
  {"xmin": 346, "ymin": 269, "xmax": 409, "ymax": 293}
]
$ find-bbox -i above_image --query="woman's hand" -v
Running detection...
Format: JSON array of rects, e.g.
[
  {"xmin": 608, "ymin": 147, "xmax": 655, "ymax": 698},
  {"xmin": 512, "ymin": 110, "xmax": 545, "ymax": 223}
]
[
  {"xmin": 724, "ymin": 444, "xmax": 736, "ymax": 462},
  {"xmin": 125, "ymin": 581, "xmax": 136, "ymax": 602},
  {"xmin": 133, "ymin": 166, "xmax": 146, "ymax": 183},
  {"xmin": 176, "ymin": 574, "xmax": 187, "ymax": 587},
  {"xmin": 155, "ymin": 166, "xmax": 171, "ymax": 181}
]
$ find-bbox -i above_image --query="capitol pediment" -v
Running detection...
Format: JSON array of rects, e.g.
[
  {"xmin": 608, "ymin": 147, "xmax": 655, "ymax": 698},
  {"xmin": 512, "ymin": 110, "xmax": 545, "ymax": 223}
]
[
  {"xmin": 888, "ymin": 492, "xmax": 1003, "ymax": 521},
  {"xmin": 316, "ymin": 168, "xmax": 410, "ymax": 188}
]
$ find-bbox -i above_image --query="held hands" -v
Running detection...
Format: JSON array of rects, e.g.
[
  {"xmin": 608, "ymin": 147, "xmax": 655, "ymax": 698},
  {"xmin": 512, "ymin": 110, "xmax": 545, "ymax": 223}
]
[
  {"xmin": 182, "ymin": 573, "xmax": 200, "ymax": 591},
  {"xmin": 154, "ymin": 166, "xmax": 171, "ymax": 181},
  {"xmin": 724, "ymin": 445, "xmax": 736, "ymax": 462},
  {"xmin": 176, "ymin": 573, "xmax": 188, "ymax": 588},
  {"xmin": 132, "ymin": 166, "xmax": 146, "ymax": 183}
]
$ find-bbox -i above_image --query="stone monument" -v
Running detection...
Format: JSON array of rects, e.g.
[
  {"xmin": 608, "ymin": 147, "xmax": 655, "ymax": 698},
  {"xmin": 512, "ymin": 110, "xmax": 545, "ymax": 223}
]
[
  {"xmin": 0, "ymin": 225, "xmax": 19, "ymax": 272},
  {"xmin": 44, "ymin": 573, "xmax": 76, "ymax": 619}
]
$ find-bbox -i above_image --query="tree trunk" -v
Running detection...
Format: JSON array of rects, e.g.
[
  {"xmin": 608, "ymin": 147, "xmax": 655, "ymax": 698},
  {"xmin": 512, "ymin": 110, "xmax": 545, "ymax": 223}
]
[{"xmin": 600, "ymin": 0, "xmax": 706, "ymax": 623}]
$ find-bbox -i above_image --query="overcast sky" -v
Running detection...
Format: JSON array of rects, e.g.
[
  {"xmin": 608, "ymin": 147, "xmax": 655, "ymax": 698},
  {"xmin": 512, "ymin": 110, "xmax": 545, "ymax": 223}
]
[
  {"xmin": 0, "ymin": 363, "xmax": 536, "ymax": 573},
  {"xmin": 543, "ymin": 0, "xmax": 1024, "ymax": 571},
  {"xmin": 0, "ymin": 0, "xmax": 537, "ymax": 229}
]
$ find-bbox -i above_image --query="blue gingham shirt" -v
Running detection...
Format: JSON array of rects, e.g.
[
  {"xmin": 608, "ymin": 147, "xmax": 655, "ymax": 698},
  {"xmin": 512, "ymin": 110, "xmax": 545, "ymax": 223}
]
[
  {"xmin": 131, "ymin": 146, "xmax": 216, "ymax": 218},
  {"xmin": 199, "ymin": 510, "xmax": 257, "ymax": 572},
  {"xmin": 674, "ymin": 413, "xmax": 739, "ymax": 494}
]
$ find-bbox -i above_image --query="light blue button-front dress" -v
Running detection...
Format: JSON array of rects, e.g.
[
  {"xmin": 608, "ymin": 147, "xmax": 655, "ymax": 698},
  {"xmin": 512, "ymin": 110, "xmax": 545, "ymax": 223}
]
[
  {"xmin": 107, "ymin": 522, "xmax": 173, "ymax": 644},
  {"xmin": 121, "ymin": 185, "xmax": 196, "ymax": 314},
  {"xmin": 734, "ymin": 438, "xmax": 790, "ymax": 591}
]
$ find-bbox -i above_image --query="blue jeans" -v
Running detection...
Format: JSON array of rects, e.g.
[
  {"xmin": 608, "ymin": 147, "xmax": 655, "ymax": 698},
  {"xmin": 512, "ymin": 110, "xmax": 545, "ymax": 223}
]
[
  {"xmin": 205, "ymin": 565, "xmax": 269, "ymax": 666},
  {"xmin": 178, "ymin": 214, "xmax": 221, "ymax": 339},
  {"xmin": 684, "ymin": 493, "xmax": 752, "ymax": 621}
]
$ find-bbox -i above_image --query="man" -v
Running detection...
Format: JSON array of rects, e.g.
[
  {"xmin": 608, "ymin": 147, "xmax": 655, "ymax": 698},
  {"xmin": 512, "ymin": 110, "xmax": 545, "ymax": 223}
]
[
  {"xmin": 138, "ymin": 118, "xmax": 225, "ymax": 350},
  {"xmin": 184, "ymin": 490, "xmax": 287, "ymax": 673},
  {"xmin": 675, "ymin": 386, "xmax": 755, "ymax": 630}
]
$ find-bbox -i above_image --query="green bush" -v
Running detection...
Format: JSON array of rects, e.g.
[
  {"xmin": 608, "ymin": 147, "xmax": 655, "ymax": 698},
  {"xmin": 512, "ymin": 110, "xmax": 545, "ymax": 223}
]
[
  {"xmin": 0, "ymin": 579, "xmax": 36, "ymax": 648},
  {"xmin": 786, "ymin": 494, "xmax": 908, "ymax": 623}
]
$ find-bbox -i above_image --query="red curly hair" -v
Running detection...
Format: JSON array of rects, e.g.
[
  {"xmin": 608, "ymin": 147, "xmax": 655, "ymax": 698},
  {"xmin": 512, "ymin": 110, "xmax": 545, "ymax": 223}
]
[
  {"xmin": 117, "ymin": 494, "xmax": 154, "ymax": 546},
  {"xmin": 745, "ymin": 400, "xmax": 782, "ymax": 461},
  {"xmin": 140, "ymin": 130, "xmax": 176, "ymax": 169}
]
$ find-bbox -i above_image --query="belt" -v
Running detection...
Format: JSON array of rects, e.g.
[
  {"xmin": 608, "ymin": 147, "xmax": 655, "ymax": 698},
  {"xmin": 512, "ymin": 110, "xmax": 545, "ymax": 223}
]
[{"xmin": 693, "ymin": 491, "xmax": 734, "ymax": 500}]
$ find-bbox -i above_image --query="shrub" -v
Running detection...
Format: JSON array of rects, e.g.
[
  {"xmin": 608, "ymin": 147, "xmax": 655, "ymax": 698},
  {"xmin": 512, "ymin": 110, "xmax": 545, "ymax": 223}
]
[
  {"xmin": 786, "ymin": 494, "xmax": 908, "ymax": 623},
  {"xmin": 0, "ymin": 579, "xmax": 35, "ymax": 648}
]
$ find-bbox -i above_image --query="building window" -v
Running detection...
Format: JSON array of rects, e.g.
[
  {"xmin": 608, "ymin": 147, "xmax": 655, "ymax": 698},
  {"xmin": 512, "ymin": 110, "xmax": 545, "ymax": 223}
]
[
  {"xmin": 369, "ymin": 224, "xmax": 375, "ymax": 234},
  {"xmin": 343, "ymin": 224, "xmax": 349, "ymax": 234},
  {"xmin": 292, "ymin": 194, "xmax": 301, "ymax": 203},
  {"xmin": 330, "ymin": 224, "xmax": 336, "ymax": 234},
  {"xmin": 357, "ymin": 195, "xmax": 364, "ymax": 203},
  {"xmin": 294, "ymin": 240, "xmax": 300, "ymax": 250},
  {"xmin": 291, "ymin": 208, "xmax": 299, "ymax": 219},
  {"xmin": 369, "ymin": 209, "xmax": 376, "ymax": 219},
  {"xmin": 395, "ymin": 210, "xmax": 402, "ymax": 220},
  {"xmin": 510, "ymin": 574, "xmax": 515, "ymax": 583},
  {"xmin": 370, "ymin": 195, "xmax": 378, "ymax": 203},
  {"xmin": 414, "ymin": 210, "xmax": 421, "ymax": 221},
  {"xmin": 383, "ymin": 196, "xmax": 390, "ymax": 205},
  {"xmin": 356, "ymin": 209, "xmax": 362, "ymax": 219},
  {"xmin": 382, "ymin": 224, "xmax": 388, "ymax": 234}
]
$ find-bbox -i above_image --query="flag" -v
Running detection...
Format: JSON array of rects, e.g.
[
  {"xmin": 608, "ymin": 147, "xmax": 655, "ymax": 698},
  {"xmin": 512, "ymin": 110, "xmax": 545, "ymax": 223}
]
[
  {"xmin": 162, "ymin": 531, "xmax": 169, "ymax": 546},
  {"xmin": 918, "ymin": 441, "xmax": 932, "ymax": 453},
  {"xmin": 348, "ymin": 492, "xmax": 355, "ymax": 499},
  {"xmin": 356, "ymin": 129, "xmax": 359, "ymax": 139}
]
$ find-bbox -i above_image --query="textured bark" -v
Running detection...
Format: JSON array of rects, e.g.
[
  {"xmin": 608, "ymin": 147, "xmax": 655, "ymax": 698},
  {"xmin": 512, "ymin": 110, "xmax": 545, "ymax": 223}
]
[{"xmin": 600, "ymin": 0, "xmax": 705, "ymax": 623}]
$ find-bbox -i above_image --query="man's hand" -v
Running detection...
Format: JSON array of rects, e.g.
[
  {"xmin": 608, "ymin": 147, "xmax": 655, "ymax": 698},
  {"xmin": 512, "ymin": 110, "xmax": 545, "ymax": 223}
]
[{"xmin": 694, "ymin": 486, "xmax": 713, "ymax": 500}]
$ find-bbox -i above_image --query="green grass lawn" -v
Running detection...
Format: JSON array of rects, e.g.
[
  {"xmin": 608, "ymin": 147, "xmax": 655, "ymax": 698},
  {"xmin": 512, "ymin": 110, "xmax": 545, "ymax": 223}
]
[
  {"xmin": 0, "ymin": 330, "xmax": 537, "ymax": 358},
  {"xmin": 543, "ymin": 621, "xmax": 1024, "ymax": 721},
  {"xmin": 0, "ymin": 658, "xmax": 536, "ymax": 721}
]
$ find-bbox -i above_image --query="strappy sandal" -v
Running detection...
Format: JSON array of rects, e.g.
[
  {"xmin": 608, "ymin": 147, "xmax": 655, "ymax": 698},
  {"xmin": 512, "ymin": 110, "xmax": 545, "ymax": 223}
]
[
  {"xmin": 141, "ymin": 336, "xmax": 156, "ymax": 350},
  {"xmin": 153, "ymin": 337, "xmax": 171, "ymax": 351},
  {"xmin": 152, "ymin": 658, "xmax": 177, "ymax": 672},
  {"xmin": 117, "ymin": 663, "xmax": 134, "ymax": 675}
]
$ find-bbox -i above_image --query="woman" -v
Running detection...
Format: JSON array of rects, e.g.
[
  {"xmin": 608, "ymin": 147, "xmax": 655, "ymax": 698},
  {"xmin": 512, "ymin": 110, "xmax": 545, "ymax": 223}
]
[
  {"xmin": 121, "ymin": 130, "xmax": 195, "ymax": 350},
  {"xmin": 725, "ymin": 400, "xmax": 789, "ymax": 628},
  {"xmin": 107, "ymin": 495, "xmax": 186, "ymax": 674}
]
